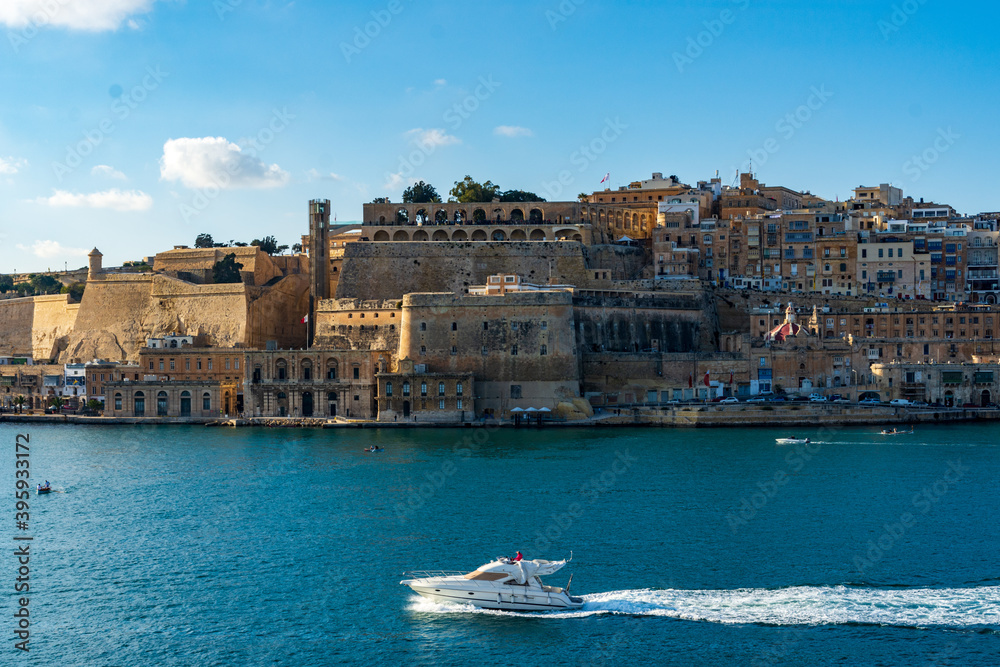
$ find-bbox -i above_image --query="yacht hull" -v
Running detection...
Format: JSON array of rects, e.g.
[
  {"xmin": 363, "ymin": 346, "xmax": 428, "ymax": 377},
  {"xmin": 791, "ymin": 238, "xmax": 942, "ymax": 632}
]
[{"xmin": 405, "ymin": 582, "xmax": 583, "ymax": 612}]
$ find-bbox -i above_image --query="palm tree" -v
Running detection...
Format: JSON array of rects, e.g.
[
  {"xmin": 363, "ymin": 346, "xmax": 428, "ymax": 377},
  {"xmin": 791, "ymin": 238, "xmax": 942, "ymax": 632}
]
[
  {"xmin": 49, "ymin": 395, "xmax": 65, "ymax": 412},
  {"xmin": 13, "ymin": 395, "xmax": 25, "ymax": 414}
]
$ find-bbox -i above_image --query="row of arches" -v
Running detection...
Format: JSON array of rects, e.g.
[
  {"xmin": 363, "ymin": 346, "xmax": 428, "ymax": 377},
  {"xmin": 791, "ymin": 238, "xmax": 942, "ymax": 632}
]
[
  {"xmin": 371, "ymin": 227, "xmax": 584, "ymax": 243},
  {"xmin": 382, "ymin": 207, "xmax": 546, "ymax": 225},
  {"xmin": 583, "ymin": 208, "xmax": 651, "ymax": 235}
]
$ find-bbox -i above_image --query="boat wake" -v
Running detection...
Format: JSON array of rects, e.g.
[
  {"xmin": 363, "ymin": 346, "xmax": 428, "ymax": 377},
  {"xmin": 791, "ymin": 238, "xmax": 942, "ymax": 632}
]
[{"xmin": 408, "ymin": 585, "xmax": 1000, "ymax": 628}]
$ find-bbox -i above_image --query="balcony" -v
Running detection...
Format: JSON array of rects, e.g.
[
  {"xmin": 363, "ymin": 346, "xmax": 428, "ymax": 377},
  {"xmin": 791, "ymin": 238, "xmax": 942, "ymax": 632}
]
[{"xmin": 876, "ymin": 272, "xmax": 897, "ymax": 282}]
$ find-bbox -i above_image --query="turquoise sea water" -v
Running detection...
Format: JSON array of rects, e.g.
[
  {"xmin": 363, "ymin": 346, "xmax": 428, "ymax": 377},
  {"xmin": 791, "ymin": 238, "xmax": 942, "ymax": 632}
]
[{"xmin": 1, "ymin": 422, "xmax": 998, "ymax": 665}]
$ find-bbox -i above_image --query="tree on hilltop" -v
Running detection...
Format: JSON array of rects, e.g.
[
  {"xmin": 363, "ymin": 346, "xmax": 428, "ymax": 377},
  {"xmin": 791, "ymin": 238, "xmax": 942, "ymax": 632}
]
[
  {"xmin": 212, "ymin": 254, "xmax": 244, "ymax": 284},
  {"xmin": 251, "ymin": 236, "xmax": 288, "ymax": 255},
  {"xmin": 60, "ymin": 282, "xmax": 86, "ymax": 302},
  {"xmin": 0, "ymin": 275, "xmax": 13, "ymax": 293},
  {"xmin": 450, "ymin": 176, "xmax": 501, "ymax": 203},
  {"xmin": 29, "ymin": 274, "xmax": 62, "ymax": 295},
  {"xmin": 402, "ymin": 181, "xmax": 442, "ymax": 204},
  {"xmin": 499, "ymin": 189, "xmax": 546, "ymax": 203},
  {"xmin": 195, "ymin": 233, "xmax": 215, "ymax": 248},
  {"xmin": 371, "ymin": 197, "xmax": 390, "ymax": 204}
]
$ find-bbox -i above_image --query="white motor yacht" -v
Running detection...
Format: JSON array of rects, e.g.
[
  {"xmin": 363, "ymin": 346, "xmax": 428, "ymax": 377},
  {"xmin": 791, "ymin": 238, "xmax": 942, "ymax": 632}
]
[{"xmin": 401, "ymin": 556, "xmax": 583, "ymax": 611}]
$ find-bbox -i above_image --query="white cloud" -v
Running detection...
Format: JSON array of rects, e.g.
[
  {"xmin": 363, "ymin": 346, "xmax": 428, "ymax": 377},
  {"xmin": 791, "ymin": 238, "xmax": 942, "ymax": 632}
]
[
  {"xmin": 0, "ymin": 156, "xmax": 27, "ymax": 175},
  {"xmin": 433, "ymin": 79, "xmax": 447, "ymax": 87},
  {"xmin": 0, "ymin": 0, "xmax": 157, "ymax": 31},
  {"xmin": 16, "ymin": 240, "xmax": 89, "ymax": 260},
  {"xmin": 34, "ymin": 188, "xmax": 153, "ymax": 211},
  {"xmin": 384, "ymin": 172, "xmax": 417, "ymax": 191},
  {"xmin": 91, "ymin": 164, "xmax": 127, "ymax": 180},
  {"xmin": 494, "ymin": 125, "xmax": 534, "ymax": 138},
  {"xmin": 405, "ymin": 128, "xmax": 460, "ymax": 149},
  {"xmin": 306, "ymin": 168, "xmax": 344, "ymax": 182},
  {"xmin": 159, "ymin": 137, "xmax": 290, "ymax": 190}
]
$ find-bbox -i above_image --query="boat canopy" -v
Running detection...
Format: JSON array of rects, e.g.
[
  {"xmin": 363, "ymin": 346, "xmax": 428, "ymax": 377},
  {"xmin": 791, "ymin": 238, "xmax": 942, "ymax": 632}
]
[{"xmin": 464, "ymin": 558, "xmax": 569, "ymax": 584}]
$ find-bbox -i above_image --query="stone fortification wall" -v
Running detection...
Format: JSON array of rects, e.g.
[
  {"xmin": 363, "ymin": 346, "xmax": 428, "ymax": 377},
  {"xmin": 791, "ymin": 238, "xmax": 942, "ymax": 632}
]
[
  {"xmin": 583, "ymin": 245, "xmax": 650, "ymax": 282},
  {"xmin": 398, "ymin": 291, "xmax": 579, "ymax": 412},
  {"xmin": 59, "ymin": 273, "xmax": 309, "ymax": 363},
  {"xmin": 0, "ymin": 294, "xmax": 81, "ymax": 361},
  {"xmin": 336, "ymin": 242, "xmax": 593, "ymax": 300},
  {"xmin": 312, "ymin": 298, "xmax": 402, "ymax": 351},
  {"xmin": 0, "ymin": 297, "xmax": 38, "ymax": 357},
  {"xmin": 152, "ymin": 247, "xmax": 284, "ymax": 286},
  {"xmin": 581, "ymin": 351, "xmax": 748, "ymax": 401},
  {"xmin": 574, "ymin": 291, "xmax": 716, "ymax": 354},
  {"xmin": 246, "ymin": 274, "xmax": 310, "ymax": 350}
]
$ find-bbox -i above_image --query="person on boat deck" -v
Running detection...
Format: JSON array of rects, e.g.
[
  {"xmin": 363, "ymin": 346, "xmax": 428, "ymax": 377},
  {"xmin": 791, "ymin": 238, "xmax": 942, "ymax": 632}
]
[{"xmin": 514, "ymin": 551, "xmax": 523, "ymax": 562}]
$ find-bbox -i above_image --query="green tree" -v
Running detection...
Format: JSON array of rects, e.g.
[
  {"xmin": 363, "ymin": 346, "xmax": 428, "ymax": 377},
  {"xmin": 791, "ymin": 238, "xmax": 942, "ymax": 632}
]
[
  {"xmin": 251, "ymin": 236, "xmax": 279, "ymax": 255},
  {"xmin": 15, "ymin": 282, "xmax": 33, "ymax": 296},
  {"xmin": 29, "ymin": 274, "xmax": 62, "ymax": 295},
  {"xmin": 48, "ymin": 395, "xmax": 65, "ymax": 411},
  {"xmin": 13, "ymin": 395, "xmax": 25, "ymax": 414},
  {"xmin": 402, "ymin": 181, "xmax": 441, "ymax": 204},
  {"xmin": 499, "ymin": 189, "xmax": 546, "ymax": 203},
  {"xmin": 86, "ymin": 399, "xmax": 104, "ymax": 413},
  {"xmin": 212, "ymin": 253, "xmax": 244, "ymax": 284},
  {"xmin": 0, "ymin": 275, "xmax": 13, "ymax": 293},
  {"xmin": 292, "ymin": 243, "xmax": 303, "ymax": 254},
  {"xmin": 371, "ymin": 197, "xmax": 390, "ymax": 204},
  {"xmin": 195, "ymin": 233, "xmax": 215, "ymax": 248},
  {"xmin": 60, "ymin": 282, "xmax": 86, "ymax": 302},
  {"xmin": 450, "ymin": 176, "xmax": 501, "ymax": 203}
]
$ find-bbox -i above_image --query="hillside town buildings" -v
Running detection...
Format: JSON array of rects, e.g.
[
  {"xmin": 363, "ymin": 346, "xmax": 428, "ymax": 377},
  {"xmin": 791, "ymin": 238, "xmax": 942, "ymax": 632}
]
[{"xmin": 5, "ymin": 169, "xmax": 1000, "ymax": 420}]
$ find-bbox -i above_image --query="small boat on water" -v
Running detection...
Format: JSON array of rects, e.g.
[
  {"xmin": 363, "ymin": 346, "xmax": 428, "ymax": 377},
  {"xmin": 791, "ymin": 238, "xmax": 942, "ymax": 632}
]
[
  {"xmin": 365, "ymin": 446, "xmax": 384, "ymax": 453},
  {"xmin": 880, "ymin": 427, "xmax": 914, "ymax": 435},
  {"xmin": 775, "ymin": 437, "xmax": 810, "ymax": 446},
  {"xmin": 37, "ymin": 482, "xmax": 51, "ymax": 494},
  {"xmin": 401, "ymin": 555, "xmax": 583, "ymax": 612}
]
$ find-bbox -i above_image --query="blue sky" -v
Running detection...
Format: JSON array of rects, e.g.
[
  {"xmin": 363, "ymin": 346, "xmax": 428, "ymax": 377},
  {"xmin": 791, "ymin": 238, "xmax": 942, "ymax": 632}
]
[{"xmin": 1, "ymin": 0, "xmax": 998, "ymax": 273}]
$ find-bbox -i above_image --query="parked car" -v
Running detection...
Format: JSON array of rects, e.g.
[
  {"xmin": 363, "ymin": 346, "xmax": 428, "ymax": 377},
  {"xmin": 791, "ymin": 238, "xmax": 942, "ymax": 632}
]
[
  {"xmin": 768, "ymin": 396, "xmax": 788, "ymax": 402},
  {"xmin": 720, "ymin": 397, "xmax": 739, "ymax": 404},
  {"xmin": 889, "ymin": 398, "xmax": 911, "ymax": 406},
  {"xmin": 747, "ymin": 396, "xmax": 768, "ymax": 403},
  {"xmin": 859, "ymin": 398, "xmax": 881, "ymax": 405},
  {"xmin": 829, "ymin": 395, "xmax": 850, "ymax": 403},
  {"xmin": 808, "ymin": 393, "xmax": 825, "ymax": 401},
  {"xmin": 810, "ymin": 396, "xmax": 828, "ymax": 403}
]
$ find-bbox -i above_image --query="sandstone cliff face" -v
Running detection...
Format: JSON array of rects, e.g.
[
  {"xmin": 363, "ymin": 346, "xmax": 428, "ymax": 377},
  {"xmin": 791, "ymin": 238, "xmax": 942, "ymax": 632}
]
[{"xmin": 0, "ymin": 294, "xmax": 79, "ymax": 361}]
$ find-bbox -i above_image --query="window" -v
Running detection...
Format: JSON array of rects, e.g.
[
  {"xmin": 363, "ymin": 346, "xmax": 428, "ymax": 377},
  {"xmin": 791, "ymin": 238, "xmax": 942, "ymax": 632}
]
[
  {"xmin": 439, "ymin": 399, "xmax": 445, "ymax": 410},
  {"xmin": 541, "ymin": 321, "xmax": 547, "ymax": 330},
  {"xmin": 456, "ymin": 382, "xmax": 463, "ymax": 396},
  {"xmin": 386, "ymin": 382, "xmax": 393, "ymax": 397},
  {"xmin": 303, "ymin": 367, "xmax": 312, "ymax": 381},
  {"xmin": 438, "ymin": 382, "xmax": 445, "ymax": 396},
  {"xmin": 420, "ymin": 382, "xmax": 427, "ymax": 397},
  {"xmin": 482, "ymin": 346, "xmax": 488, "ymax": 356},
  {"xmin": 114, "ymin": 393, "xmax": 122, "ymax": 411},
  {"xmin": 353, "ymin": 367, "xmax": 360, "ymax": 380},
  {"xmin": 203, "ymin": 393, "xmax": 211, "ymax": 411},
  {"xmin": 327, "ymin": 366, "xmax": 337, "ymax": 380},
  {"xmin": 159, "ymin": 361, "xmax": 164, "ymax": 371},
  {"xmin": 457, "ymin": 399, "xmax": 463, "ymax": 410},
  {"xmin": 149, "ymin": 361, "xmax": 154, "ymax": 370},
  {"xmin": 208, "ymin": 360, "xmax": 213, "ymax": 370},
  {"xmin": 511, "ymin": 322, "xmax": 518, "ymax": 330},
  {"xmin": 419, "ymin": 346, "xmax": 426, "ymax": 356},
  {"xmin": 862, "ymin": 249, "xmax": 867, "ymax": 258},
  {"xmin": 759, "ymin": 357, "xmax": 767, "ymax": 367},
  {"xmin": 185, "ymin": 360, "xmax": 190, "ymax": 371},
  {"xmin": 403, "ymin": 382, "xmax": 410, "ymax": 397},
  {"xmin": 197, "ymin": 360, "xmax": 202, "ymax": 370},
  {"xmin": 483, "ymin": 322, "xmax": 489, "ymax": 330},
  {"xmin": 511, "ymin": 345, "xmax": 518, "ymax": 356},
  {"xmin": 225, "ymin": 359, "xmax": 230, "ymax": 370},
  {"xmin": 420, "ymin": 322, "xmax": 427, "ymax": 331},
  {"xmin": 510, "ymin": 385, "xmax": 522, "ymax": 399},
  {"xmin": 451, "ymin": 346, "xmax": 457, "ymax": 355}
]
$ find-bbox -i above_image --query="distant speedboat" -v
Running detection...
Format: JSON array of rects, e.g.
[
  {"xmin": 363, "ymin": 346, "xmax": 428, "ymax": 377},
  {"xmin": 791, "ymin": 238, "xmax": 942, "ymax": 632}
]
[
  {"xmin": 37, "ymin": 482, "xmax": 51, "ymax": 494},
  {"xmin": 365, "ymin": 446, "xmax": 384, "ymax": 453},
  {"xmin": 401, "ymin": 556, "xmax": 583, "ymax": 612},
  {"xmin": 775, "ymin": 437, "xmax": 810, "ymax": 446},
  {"xmin": 880, "ymin": 428, "xmax": 914, "ymax": 435}
]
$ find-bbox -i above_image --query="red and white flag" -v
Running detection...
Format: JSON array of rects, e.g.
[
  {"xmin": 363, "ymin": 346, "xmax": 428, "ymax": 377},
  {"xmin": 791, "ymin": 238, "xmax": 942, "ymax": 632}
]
[
  {"xmin": 704, "ymin": 371, "xmax": 710, "ymax": 387},
  {"xmin": 600, "ymin": 172, "xmax": 610, "ymax": 184},
  {"xmin": 300, "ymin": 314, "xmax": 309, "ymax": 324}
]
